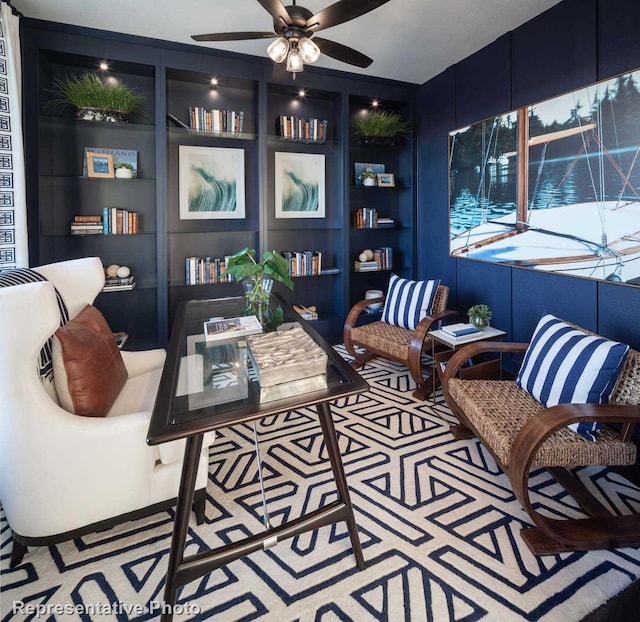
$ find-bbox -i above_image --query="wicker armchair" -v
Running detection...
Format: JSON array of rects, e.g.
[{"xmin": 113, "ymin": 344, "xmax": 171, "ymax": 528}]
[
  {"xmin": 442, "ymin": 338, "xmax": 640, "ymax": 556},
  {"xmin": 343, "ymin": 285, "xmax": 456, "ymax": 400}
]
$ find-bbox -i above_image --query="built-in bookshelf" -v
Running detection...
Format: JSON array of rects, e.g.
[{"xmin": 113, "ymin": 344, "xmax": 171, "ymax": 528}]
[
  {"xmin": 265, "ymin": 83, "xmax": 344, "ymax": 338},
  {"xmin": 33, "ymin": 50, "xmax": 159, "ymax": 348},
  {"xmin": 165, "ymin": 67, "xmax": 259, "ymax": 325},
  {"xmin": 24, "ymin": 23, "xmax": 417, "ymax": 346},
  {"xmin": 348, "ymin": 95, "xmax": 415, "ymax": 310}
]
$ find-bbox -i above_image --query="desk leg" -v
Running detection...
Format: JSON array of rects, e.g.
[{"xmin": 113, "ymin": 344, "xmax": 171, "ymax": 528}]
[
  {"xmin": 161, "ymin": 433, "xmax": 204, "ymax": 622},
  {"xmin": 316, "ymin": 401, "xmax": 365, "ymax": 570}
]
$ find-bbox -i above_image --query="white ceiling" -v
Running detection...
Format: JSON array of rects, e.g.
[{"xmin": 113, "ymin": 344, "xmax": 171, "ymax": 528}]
[{"xmin": 12, "ymin": 0, "xmax": 562, "ymax": 84}]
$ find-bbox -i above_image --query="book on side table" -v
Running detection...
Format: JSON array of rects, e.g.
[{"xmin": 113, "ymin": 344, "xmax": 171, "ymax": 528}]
[{"xmin": 441, "ymin": 322, "xmax": 481, "ymax": 338}]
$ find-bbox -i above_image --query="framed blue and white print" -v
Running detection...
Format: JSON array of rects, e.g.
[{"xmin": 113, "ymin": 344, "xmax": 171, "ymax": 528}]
[
  {"xmin": 179, "ymin": 145, "xmax": 245, "ymax": 220},
  {"xmin": 274, "ymin": 151, "xmax": 325, "ymax": 219}
]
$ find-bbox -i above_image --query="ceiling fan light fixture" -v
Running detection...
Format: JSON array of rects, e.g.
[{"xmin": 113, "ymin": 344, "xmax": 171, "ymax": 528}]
[
  {"xmin": 298, "ymin": 37, "xmax": 320, "ymax": 64},
  {"xmin": 286, "ymin": 43, "xmax": 304, "ymax": 73},
  {"xmin": 267, "ymin": 37, "xmax": 289, "ymax": 63}
]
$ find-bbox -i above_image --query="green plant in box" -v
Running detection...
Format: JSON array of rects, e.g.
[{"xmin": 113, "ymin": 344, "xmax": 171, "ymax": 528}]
[
  {"xmin": 47, "ymin": 73, "xmax": 145, "ymax": 122},
  {"xmin": 226, "ymin": 248, "xmax": 294, "ymax": 328},
  {"xmin": 353, "ymin": 110, "xmax": 410, "ymax": 144}
]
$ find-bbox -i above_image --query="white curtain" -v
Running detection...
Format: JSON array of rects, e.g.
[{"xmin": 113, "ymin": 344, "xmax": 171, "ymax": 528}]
[{"xmin": 0, "ymin": 2, "xmax": 27, "ymax": 269}]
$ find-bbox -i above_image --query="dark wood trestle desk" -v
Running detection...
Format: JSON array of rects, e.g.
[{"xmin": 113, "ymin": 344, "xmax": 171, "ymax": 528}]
[{"xmin": 147, "ymin": 295, "xmax": 369, "ymax": 620}]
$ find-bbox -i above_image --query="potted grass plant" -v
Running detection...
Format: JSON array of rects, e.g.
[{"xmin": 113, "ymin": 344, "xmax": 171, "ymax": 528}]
[
  {"xmin": 225, "ymin": 248, "xmax": 294, "ymax": 328},
  {"xmin": 47, "ymin": 73, "xmax": 145, "ymax": 123},
  {"xmin": 353, "ymin": 110, "xmax": 410, "ymax": 145}
]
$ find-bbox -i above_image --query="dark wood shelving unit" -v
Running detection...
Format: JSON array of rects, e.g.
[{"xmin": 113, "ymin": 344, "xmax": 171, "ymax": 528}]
[{"xmin": 23, "ymin": 21, "xmax": 417, "ymax": 347}]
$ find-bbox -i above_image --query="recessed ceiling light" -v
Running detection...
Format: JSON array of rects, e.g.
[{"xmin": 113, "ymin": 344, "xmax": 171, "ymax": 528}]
[
  {"xmin": 210, "ymin": 77, "xmax": 218, "ymax": 86},
  {"xmin": 99, "ymin": 61, "xmax": 108, "ymax": 71}
]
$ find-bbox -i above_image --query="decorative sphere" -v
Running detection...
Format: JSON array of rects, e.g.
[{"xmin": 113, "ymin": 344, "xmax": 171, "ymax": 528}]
[
  {"xmin": 116, "ymin": 265, "xmax": 130, "ymax": 278},
  {"xmin": 106, "ymin": 264, "xmax": 120, "ymax": 277},
  {"xmin": 359, "ymin": 252, "xmax": 368, "ymax": 262},
  {"xmin": 363, "ymin": 249, "xmax": 374, "ymax": 261}
]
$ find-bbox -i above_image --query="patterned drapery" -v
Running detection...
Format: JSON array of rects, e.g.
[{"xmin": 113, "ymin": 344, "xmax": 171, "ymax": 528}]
[{"xmin": 0, "ymin": 2, "xmax": 26, "ymax": 269}]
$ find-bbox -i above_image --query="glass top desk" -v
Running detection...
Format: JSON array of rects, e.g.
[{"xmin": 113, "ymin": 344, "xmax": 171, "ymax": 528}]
[{"xmin": 147, "ymin": 294, "xmax": 369, "ymax": 620}]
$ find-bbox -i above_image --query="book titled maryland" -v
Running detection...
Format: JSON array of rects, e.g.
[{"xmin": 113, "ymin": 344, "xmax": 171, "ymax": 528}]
[{"xmin": 203, "ymin": 315, "xmax": 262, "ymax": 342}]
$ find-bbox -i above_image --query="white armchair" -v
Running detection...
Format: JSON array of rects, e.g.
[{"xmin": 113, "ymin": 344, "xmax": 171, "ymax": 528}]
[{"xmin": 0, "ymin": 257, "xmax": 214, "ymax": 567}]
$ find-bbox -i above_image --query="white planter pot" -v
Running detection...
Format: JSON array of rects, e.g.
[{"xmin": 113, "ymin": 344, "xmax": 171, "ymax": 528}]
[{"xmin": 115, "ymin": 168, "xmax": 133, "ymax": 179}]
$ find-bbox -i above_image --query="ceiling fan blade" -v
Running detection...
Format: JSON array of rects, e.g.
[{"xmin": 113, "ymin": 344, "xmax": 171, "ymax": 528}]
[
  {"xmin": 192, "ymin": 31, "xmax": 276, "ymax": 42},
  {"xmin": 314, "ymin": 37, "xmax": 373, "ymax": 68},
  {"xmin": 256, "ymin": 0, "xmax": 292, "ymax": 25},
  {"xmin": 305, "ymin": 0, "xmax": 391, "ymax": 33}
]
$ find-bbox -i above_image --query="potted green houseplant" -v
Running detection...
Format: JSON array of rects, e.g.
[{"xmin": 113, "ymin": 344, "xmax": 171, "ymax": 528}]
[
  {"xmin": 353, "ymin": 110, "xmax": 410, "ymax": 145},
  {"xmin": 467, "ymin": 303, "xmax": 493, "ymax": 329},
  {"xmin": 47, "ymin": 72, "xmax": 145, "ymax": 123},
  {"xmin": 360, "ymin": 169, "xmax": 378, "ymax": 186},
  {"xmin": 114, "ymin": 162, "xmax": 135, "ymax": 178},
  {"xmin": 225, "ymin": 248, "xmax": 294, "ymax": 328}
]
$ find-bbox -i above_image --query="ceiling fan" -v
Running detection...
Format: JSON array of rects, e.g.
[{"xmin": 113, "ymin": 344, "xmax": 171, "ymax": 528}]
[{"xmin": 192, "ymin": 0, "xmax": 391, "ymax": 77}]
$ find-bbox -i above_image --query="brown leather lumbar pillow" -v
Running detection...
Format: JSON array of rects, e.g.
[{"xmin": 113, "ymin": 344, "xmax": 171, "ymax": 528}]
[{"xmin": 53, "ymin": 304, "xmax": 128, "ymax": 417}]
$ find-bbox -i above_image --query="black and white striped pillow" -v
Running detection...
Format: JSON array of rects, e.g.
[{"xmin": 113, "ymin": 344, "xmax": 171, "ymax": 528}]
[
  {"xmin": 381, "ymin": 274, "xmax": 440, "ymax": 330},
  {"xmin": 516, "ymin": 314, "xmax": 629, "ymax": 441}
]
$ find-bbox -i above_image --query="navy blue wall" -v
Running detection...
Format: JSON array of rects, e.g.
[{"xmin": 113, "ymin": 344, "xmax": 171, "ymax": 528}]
[{"xmin": 417, "ymin": 0, "xmax": 640, "ymax": 349}]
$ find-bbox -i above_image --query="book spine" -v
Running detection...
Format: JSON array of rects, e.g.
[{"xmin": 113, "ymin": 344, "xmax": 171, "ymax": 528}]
[{"xmin": 102, "ymin": 207, "xmax": 109, "ymax": 235}]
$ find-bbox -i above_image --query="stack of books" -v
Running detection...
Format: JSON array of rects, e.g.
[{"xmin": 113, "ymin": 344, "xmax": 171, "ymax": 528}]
[
  {"xmin": 441, "ymin": 323, "xmax": 482, "ymax": 338},
  {"xmin": 103, "ymin": 274, "xmax": 136, "ymax": 291},
  {"xmin": 377, "ymin": 217, "xmax": 395, "ymax": 228},
  {"xmin": 203, "ymin": 315, "xmax": 263, "ymax": 342},
  {"xmin": 70, "ymin": 215, "xmax": 103, "ymax": 235},
  {"xmin": 354, "ymin": 260, "xmax": 380, "ymax": 272}
]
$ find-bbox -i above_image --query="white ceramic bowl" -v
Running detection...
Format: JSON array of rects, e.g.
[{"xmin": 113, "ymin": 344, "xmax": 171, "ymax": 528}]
[{"xmin": 365, "ymin": 289, "xmax": 384, "ymax": 310}]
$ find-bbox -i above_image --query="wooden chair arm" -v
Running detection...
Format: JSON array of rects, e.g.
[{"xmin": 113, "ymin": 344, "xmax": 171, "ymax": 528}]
[
  {"xmin": 442, "ymin": 341, "xmax": 529, "ymax": 385},
  {"xmin": 343, "ymin": 297, "xmax": 384, "ymax": 334},
  {"xmin": 510, "ymin": 403, "xmax": 640, "ymax": 509}
]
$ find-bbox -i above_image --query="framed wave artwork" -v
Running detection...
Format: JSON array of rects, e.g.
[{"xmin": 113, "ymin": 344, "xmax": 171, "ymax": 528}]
[
  {"xmin": 179, "ymin": 145, "xmax": 245, "ymax": 220},
  {"xmin": 275, "ymin": 152, "xmax": 325, "ymax": 218}
]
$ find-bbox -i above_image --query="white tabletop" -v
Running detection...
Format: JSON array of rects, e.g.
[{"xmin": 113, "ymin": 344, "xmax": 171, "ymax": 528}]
[{"xmin": 429, "ymin": 325, "xmax": 507, "ymax": 348}]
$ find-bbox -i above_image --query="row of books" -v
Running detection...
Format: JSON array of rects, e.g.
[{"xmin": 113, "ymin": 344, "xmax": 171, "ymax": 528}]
[
  {"xmin": 103, "ymin": 274, "xmax": 136, "ymax": 292},
  {"xmin": 354, "ymin": 247, "xmax": 393, "ymax": 271},
  {"xmin": 276, "ymin": 116, "xmax": 327, "ymax": 142},
  {"xmin": 353, "ymin": 208, "xmax": 396, "ymax": 229},
  {"xmin": 69, "ymin": 210, "xmax": 140, "ymax": 236},
  {"xmin": 189, "ymin": 107, "xmax": 245, "ymax": 134},
  {"xmin": 280, "ymin": 250, "xmax": 322, "ymax": 277},
  {"xmin": 185, "ymin": 256, "xmax": 236, "ymax": 285}
]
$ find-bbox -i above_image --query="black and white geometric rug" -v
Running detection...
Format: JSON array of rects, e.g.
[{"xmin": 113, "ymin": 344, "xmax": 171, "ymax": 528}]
[{"xmin": 2, "ymin": 347, "xmax": 640, "ymax": 621}]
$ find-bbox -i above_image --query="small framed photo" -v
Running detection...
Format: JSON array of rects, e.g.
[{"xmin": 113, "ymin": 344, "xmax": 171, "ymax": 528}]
[
  {"xmin": 86, "ymin": 152, "xmax": 114, "ymax": 178},
  {"xmin": 377, "ymin": 173, "xmax": 395, "ymax": 187}
]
